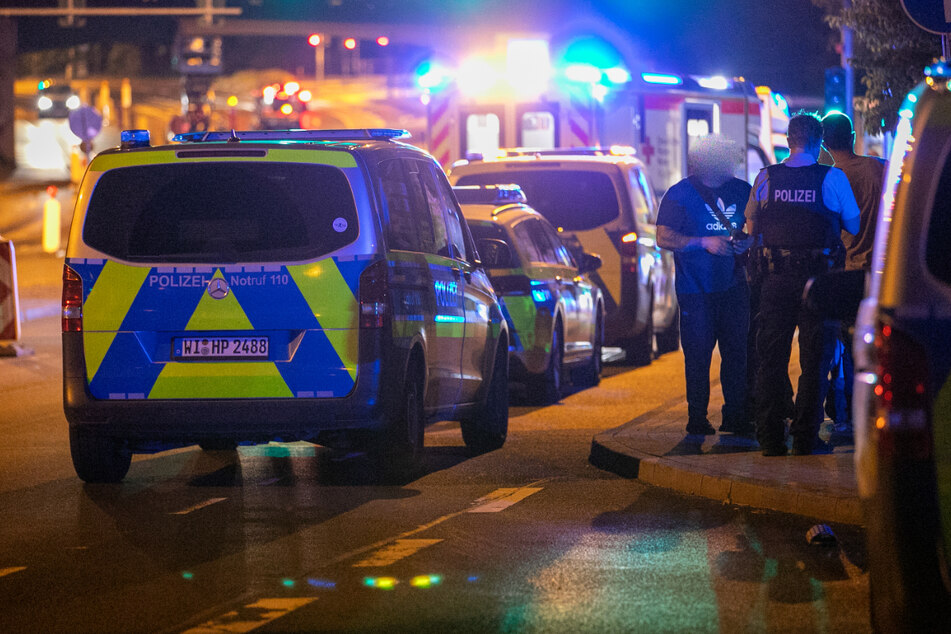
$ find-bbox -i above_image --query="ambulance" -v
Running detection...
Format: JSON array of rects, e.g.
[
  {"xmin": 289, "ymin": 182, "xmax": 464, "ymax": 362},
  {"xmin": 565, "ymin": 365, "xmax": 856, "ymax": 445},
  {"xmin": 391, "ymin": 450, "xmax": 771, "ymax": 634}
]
[{"xmin": 424, "ymin": 61, "xmax": 772, "ymax": 192}]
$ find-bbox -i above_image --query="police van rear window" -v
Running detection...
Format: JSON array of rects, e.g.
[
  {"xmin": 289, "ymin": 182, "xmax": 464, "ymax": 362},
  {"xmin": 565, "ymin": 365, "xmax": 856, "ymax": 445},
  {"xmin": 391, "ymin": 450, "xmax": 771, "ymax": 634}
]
[
  {"xmin": 83, "ymin": 162, "xmax": 358, "ymax": 263},
  {"xmin": 455, "ymin": 170, "xmax": 620, "ymax": 231}
]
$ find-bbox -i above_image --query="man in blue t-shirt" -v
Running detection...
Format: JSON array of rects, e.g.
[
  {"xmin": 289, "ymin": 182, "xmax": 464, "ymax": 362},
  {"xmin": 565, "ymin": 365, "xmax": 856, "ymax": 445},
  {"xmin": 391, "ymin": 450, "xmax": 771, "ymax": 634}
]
[{"xmin": 656, "ymin": 134, "xmax": 754, "ymax": 436}]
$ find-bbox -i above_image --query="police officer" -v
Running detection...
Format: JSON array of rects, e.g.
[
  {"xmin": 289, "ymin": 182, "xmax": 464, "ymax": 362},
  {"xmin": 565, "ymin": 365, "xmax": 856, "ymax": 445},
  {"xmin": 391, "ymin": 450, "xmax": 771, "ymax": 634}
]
[{"xmin": 745, "ymin": 112, "xmax": 860, "ymax": 456}]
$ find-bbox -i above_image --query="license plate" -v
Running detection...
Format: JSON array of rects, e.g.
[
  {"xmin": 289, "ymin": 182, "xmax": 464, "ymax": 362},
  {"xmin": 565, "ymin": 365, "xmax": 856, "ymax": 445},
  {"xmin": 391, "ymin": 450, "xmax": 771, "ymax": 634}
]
[{"xmin": 173, "ymin": 336, "xmax": 269, "ymax": 360}]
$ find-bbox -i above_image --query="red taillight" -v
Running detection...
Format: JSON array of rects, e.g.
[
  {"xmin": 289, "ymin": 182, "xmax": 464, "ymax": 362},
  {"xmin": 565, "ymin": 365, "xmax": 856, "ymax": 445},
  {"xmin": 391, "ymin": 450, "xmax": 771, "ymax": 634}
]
[
  {"xmin": 619, "ymin": 232, "xmax": 639, "ymax": 272},
  {"xmin": 359, "ymin": 259, "xmax": 388, "ymax": 329},
  {"xmin": 62, "ymin": 264, "xmax": 83, "ymax": 332},
  {"xmin": 873, "ymin": 320, "xmax": 932, "ymax": 459}
]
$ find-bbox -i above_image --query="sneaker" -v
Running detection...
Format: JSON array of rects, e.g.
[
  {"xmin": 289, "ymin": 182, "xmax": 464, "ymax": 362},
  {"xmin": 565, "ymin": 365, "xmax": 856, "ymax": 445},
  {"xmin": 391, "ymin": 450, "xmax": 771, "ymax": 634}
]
[
  {"xmin": 829, "ymin": 421, "xmax": 854, "ymax": 444},
  {"xmin": 685, "ymin": 419, "xmax": 716, "ymax": 435}
]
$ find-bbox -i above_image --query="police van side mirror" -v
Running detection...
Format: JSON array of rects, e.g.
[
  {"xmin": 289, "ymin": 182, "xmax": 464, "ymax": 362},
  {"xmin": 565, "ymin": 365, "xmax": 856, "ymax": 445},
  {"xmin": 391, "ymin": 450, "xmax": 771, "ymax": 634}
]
[
  {"xmin": 578, "ymin": 252, "xmax": 602, "ymax": 274},
  {"xmin": 803, "ymin": 269, "xmax": 867, "ymax": 323},
  {"xmin": 477, "ymin": 238, "xmax": 516, "ymax": 269}
]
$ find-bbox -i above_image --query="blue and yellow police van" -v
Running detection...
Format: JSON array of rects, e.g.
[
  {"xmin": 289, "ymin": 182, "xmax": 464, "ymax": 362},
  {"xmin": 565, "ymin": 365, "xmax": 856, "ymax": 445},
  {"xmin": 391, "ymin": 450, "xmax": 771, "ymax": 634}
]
[
  {"xmin": 62, "ymin": 128, "xmax": 509, "ymax": 482},
  {"xmin": 455, "ymin": 185, "xmax": 604, "ymax": 404}
]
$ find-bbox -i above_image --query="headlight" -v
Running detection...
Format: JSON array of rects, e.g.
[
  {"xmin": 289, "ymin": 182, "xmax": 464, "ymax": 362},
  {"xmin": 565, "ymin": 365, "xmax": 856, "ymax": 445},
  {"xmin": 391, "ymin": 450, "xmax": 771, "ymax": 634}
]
[
  {"xmin": 66, "ymin": 95, "xmax": 81, "ymax": 110},
  {"xmin": 37, "ymin": 96, "xmax": 53, "ymax": 110}
]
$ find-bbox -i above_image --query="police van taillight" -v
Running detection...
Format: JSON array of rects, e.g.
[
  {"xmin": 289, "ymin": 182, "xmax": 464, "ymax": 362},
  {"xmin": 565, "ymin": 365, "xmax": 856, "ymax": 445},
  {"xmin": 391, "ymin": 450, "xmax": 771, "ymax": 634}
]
[
  {"xmin": 62, "ymin": 265, "xmax": 83, "ymax": 332},
  {"xmin": 872, "ymin": 321, "xmax": 932, "ymax": 460},
  {"xmin": 359, "ymin": 259, "xmax": 389, "ymax": 328}
]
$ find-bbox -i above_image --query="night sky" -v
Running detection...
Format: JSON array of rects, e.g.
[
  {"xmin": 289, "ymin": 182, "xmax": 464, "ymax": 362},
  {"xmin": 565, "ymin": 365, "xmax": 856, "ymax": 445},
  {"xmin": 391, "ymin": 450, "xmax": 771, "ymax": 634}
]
[{"xmin": 8, "ymin": 0, "xmax": 843, "ymax": 97}]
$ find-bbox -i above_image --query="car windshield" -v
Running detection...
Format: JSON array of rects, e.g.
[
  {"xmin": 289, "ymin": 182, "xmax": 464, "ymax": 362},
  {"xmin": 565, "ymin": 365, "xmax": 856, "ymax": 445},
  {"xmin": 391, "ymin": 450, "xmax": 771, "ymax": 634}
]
[
  {"xmin": 455, "ymin": 168, "xmax": 620, "ymax": 230},
  {"xmin": 83, "ymin": 162, "xmax": 359, "ymax": 263}
]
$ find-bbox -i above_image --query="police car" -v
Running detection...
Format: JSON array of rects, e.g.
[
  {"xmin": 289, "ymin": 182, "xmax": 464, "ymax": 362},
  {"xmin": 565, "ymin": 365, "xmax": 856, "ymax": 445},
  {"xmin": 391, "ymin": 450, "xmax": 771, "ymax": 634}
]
[
  {"xmin": 63, "ymin": 128, "xmax": 509, "ymax": 482},
  {"xmin": 449, "ymin": 149, "xmax": 678, "ymax": 365},
  {"xmin": 455, "ymin": 185, "xmax": 604, "ymax": 403}
]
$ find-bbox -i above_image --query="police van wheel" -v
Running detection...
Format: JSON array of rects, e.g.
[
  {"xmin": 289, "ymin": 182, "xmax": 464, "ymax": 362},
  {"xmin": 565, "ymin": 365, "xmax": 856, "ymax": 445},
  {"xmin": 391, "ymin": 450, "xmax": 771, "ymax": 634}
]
[
  {"xmin": 531, "ymin": 323, "xmax": 564, "ymax": 404},
  {"xmin": 461, "ymin": 341, "xmax": 509, "ymax": 454},
  {"xmin": 375, "ymin": 358, "xmax": 425, "ymax": 477},
  {"xmin": 69, "ymin": 427, "xmax": 132, "ymax": 483},
  {"xmin": 655, "ymin": 309, "xmax": 680, "ymax": 355}
]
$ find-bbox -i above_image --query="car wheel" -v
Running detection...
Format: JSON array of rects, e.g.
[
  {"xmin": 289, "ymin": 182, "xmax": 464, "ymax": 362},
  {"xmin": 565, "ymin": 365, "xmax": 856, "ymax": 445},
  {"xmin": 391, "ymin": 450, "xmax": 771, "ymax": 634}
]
[
  {"xmin": 625, "ymin": 293, "xmax": 654, "ymax": 367},
  {"xmin": 655, "ymin": 308, "xmax": 680, "ymax": 354},
  {"xmin": 530, "ymin": 321, "xmax": 564, "ymax": 403},
  {"xmin": 373, "ymin": 354, "xmax": 425, "ymax": 478},
  {"xmin": 69, "ymin": 427, "xmax": 132, "ymax": 483},
  {"xmin": 461, "ymin": 341, "xmax": 509, "ymax": 454},
  {"xmin": 573, "ymin": 307, "xmax": 603, "ymax": 388}
]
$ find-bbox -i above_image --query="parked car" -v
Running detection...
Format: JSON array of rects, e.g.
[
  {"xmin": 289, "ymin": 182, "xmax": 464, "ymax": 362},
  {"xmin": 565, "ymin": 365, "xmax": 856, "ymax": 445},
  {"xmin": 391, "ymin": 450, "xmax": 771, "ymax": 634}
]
[
  {"xmin": 455, "ymin": 184, "xmax": 604, "ymax": 403},
  {"xmin": 62, "ymin": 128, "xmax": 509, "ymax": 482},
  {"xmin": 449, "ymin": 148, "xmax": 678, "ymax": 365},
  {"xmin": 808, "ymin": 62, "xmax": 951, "ymax": 631}
]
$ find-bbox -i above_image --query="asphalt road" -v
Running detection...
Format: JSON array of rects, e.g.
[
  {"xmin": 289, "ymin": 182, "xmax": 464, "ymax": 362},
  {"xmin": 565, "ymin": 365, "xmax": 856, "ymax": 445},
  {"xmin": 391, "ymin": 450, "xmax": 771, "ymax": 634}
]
[
  {"xmin": 0, "ymin": 318, "xmax": 870, "ymax": 632},
  {"xmin": 0, "ymin": 183, "xmax": 871, "ymax": 632}
]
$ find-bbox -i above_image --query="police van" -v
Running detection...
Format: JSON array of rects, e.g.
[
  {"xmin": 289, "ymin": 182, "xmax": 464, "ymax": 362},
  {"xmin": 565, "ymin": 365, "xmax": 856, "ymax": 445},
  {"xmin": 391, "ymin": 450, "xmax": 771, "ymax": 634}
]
[{"xmin": 63, "ymin": 128, "xmax": 509, "ymax": 482}]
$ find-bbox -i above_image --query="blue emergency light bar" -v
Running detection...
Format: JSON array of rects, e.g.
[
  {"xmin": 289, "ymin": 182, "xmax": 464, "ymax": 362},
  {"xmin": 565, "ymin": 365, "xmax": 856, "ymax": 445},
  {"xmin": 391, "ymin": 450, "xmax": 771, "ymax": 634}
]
[
  {"xmin": 171, "ymin": 129, "xmax": 411, "ymax": 143},
  {"xmin": 452, "ymin": 184, "xmax": 527, "ymax": 205},
  {"xmin": 121, "ymin": 129, "xmax": 151, "ymax": 149},
  {"xmin": 641, "ymin": 72, "xmax": 682, "ymax": 86}
]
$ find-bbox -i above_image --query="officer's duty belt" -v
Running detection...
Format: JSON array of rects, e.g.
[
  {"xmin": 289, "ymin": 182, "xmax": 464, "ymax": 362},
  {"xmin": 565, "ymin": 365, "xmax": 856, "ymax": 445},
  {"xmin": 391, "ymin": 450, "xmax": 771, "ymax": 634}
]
[{"xmin": 752, "ymin": 247, "xmax": 841, "ymax": 275}]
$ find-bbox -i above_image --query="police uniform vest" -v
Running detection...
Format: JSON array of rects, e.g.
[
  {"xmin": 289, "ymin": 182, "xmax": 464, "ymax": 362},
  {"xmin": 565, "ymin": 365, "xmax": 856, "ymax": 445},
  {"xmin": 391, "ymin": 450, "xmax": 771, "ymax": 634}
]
[{"xmin": 757, "ymin": 164, "xmax": 841, "ymax": 249}]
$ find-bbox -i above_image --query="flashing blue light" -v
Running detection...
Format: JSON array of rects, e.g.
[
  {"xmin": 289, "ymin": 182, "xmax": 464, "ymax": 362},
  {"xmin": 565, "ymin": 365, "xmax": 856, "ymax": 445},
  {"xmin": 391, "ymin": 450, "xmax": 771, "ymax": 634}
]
[
  {"xmin": 120, "ymin": 129, "xmax": 151, "ymax": 149},
  {"xmin": 564, "ymin": 63, "xmax": 602, "ymax": 84},
  {"xmin": 907, "ymin": 93, "xmax": 918, "ymax": 103},
  {"xmin": 899, "ymin": 108, "xmax": 914, "ymax": 119},
  {"xmin": 641, "ymin": 72, "xmax": 682, "ymax": 86},
  {"xmin": 416, "ymin": 61, "xmax": 452, "ymax": 91},
  {"xmin": 772, "ymin": 92, "xmax": 790, "ymax": 116},
  {"xmin": 604, "ymin": 66, "xmax": 631, "ymax": 84},
  {"xmin": 697, "ymin": 75, "xmax": 730, "ymax": 90}
]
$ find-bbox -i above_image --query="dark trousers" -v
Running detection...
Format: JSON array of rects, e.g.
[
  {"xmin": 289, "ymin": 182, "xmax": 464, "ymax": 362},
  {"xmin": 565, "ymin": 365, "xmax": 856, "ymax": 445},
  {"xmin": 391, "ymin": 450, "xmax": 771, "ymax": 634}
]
[
  {"xmin": 754, "ymin": 272, "xmax": 838, "ymax": 448},
  {"xmin": 678, "ymin": 283, "xmax": 749, "ymax": 425}
]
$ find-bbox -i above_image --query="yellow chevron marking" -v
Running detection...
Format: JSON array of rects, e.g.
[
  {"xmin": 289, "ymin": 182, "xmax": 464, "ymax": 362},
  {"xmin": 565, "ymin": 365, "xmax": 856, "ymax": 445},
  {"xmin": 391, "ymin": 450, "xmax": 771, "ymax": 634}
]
[
  {"xmin": 83, "ymin": 331, "xmax": 117, "ymax": 382},
  {"xmin": 185, "ymin": 269, "xmax": 254, "ymax": 331},
  {"xmin": 287, "ymin": 260, "xmax": 358, "ymax": 381},
  {"xmin": 148, "ymin": 362, "xmax": 292, "ymax": 399}
]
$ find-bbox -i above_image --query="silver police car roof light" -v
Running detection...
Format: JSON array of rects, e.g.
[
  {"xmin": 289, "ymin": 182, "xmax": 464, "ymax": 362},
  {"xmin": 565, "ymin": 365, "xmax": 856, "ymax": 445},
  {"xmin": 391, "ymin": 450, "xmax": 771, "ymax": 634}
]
[{"xmin": 452, "ymin": 184, "xmax": 527, "ymax": 205}]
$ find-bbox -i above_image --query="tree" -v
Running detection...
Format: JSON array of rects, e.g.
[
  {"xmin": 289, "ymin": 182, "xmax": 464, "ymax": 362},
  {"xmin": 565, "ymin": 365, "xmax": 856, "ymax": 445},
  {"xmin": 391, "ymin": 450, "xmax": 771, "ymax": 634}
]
[{"xmin": 813, "ymin": 0, "xmax": 940, "ymax": 135}]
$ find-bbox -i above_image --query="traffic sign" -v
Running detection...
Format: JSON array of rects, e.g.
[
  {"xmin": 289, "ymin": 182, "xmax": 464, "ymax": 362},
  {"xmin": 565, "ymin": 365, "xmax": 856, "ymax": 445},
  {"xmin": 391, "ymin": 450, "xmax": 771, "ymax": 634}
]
[
  {"xmin": 68, "ymin": 105, "xmax": 102, "ymax": 143},
  {"xmin": 900, "ymin": 0, "xmax": 951, "ymax": 34}
]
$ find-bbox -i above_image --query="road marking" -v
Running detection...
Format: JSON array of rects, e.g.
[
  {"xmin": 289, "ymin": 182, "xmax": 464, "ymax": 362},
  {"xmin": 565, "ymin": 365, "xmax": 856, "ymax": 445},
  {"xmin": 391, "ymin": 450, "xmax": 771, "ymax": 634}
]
[
  {"xmin": 183, "ymin": 597, "xmax": 316, "ymax": 634},
  {"xmin": 170, "ymin": 498, "xmax": 227, "ymax": 515},
  {"xmin": 319, "ymin": 479, "xmax": 551, "ymax": 569},
  {"xmin": 468, "ymin": 487, "xmax": 542, "ymax": 513},
  {"xmin": 352, "ymin": 539, "xmax": 443, "ymax": 568},
  {"xmin": 0, "ymin": 566, "xmax": 26, "ymax": 578}
]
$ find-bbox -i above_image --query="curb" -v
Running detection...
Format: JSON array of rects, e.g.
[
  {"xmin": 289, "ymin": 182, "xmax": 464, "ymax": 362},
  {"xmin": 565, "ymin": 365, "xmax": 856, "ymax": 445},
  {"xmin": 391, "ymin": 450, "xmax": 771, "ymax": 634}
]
[{"xmin": 589, "ymin": 433, "xmax": 863, "ymax": 526}]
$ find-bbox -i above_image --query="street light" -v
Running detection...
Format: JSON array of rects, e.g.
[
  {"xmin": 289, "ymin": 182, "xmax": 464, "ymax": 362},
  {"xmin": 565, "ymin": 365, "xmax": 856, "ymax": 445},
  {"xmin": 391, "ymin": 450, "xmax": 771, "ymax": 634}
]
[{"xmin": 308, "ymin": 33, "xmax": 324, "ymax": 82}]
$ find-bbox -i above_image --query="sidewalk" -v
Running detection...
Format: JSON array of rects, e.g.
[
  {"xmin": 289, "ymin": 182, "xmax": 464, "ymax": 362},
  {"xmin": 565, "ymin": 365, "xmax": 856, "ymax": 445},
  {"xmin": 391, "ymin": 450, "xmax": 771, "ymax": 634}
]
[{"xmin": 590, "ymin": 387, "xmax": 861, "ymax": 525}]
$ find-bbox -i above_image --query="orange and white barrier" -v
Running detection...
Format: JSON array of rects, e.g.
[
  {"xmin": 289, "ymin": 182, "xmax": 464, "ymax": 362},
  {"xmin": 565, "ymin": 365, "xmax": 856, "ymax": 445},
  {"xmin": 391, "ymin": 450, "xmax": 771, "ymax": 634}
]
[{"xmin": 0, "ymin": 240, "xmax": 21, "ymax": 342}]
